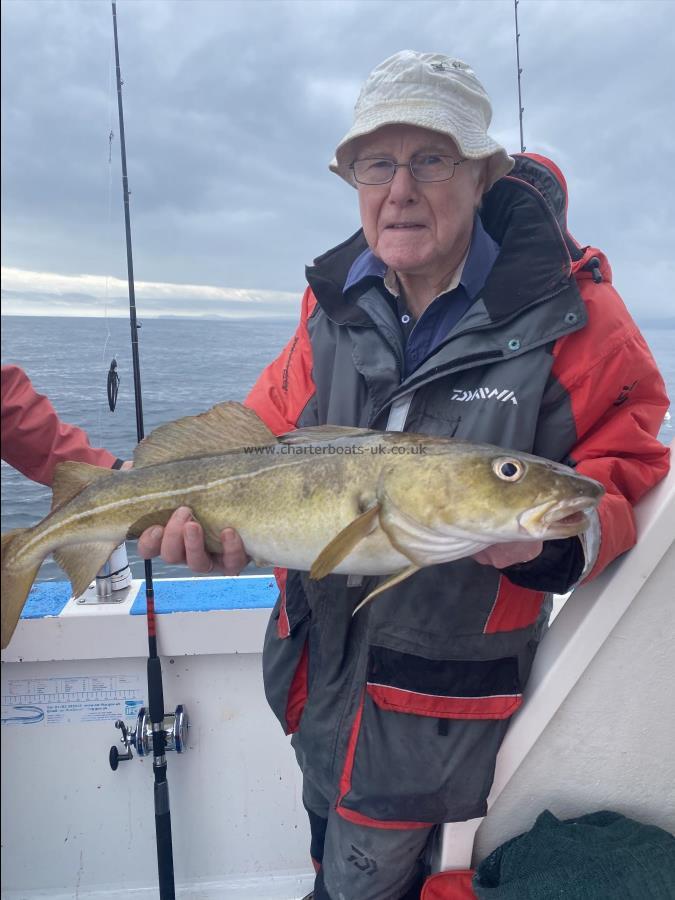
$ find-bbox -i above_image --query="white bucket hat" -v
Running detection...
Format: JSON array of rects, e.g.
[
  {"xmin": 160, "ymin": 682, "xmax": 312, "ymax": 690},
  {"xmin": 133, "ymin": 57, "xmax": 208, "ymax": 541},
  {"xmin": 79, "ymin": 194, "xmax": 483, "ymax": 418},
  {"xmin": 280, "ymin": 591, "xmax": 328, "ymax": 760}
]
[{"xmin": 330, "ymin": 50, "xmax": 514, "ymax": 192}]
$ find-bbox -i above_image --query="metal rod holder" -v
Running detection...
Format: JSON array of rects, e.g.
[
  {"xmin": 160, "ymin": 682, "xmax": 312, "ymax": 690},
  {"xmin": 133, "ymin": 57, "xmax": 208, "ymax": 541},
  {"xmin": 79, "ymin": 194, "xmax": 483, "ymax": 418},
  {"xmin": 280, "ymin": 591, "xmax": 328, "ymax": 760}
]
[{"xmin": 76, "ymin": 543, "xmax": 133, "ymax": 605}]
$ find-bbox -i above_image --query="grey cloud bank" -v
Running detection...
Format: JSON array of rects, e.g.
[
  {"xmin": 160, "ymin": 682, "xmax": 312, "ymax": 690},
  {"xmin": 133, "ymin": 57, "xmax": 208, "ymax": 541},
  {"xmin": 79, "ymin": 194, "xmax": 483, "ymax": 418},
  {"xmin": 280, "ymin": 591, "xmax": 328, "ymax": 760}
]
[
  {"xmin": 1, "ymin": 0, "xmax": 674, "ymax": 320},
  {"xmin": 0, "ymin": 267, "xmax": 300, "ymax": 318}
]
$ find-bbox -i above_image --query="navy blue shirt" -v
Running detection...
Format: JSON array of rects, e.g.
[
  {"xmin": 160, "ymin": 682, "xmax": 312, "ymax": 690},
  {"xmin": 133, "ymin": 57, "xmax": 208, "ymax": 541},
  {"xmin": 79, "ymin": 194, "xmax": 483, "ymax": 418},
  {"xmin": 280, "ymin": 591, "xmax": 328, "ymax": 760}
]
[{"xmin": 344, "ymin": 216, "xmax": 500, "ymax": 377}]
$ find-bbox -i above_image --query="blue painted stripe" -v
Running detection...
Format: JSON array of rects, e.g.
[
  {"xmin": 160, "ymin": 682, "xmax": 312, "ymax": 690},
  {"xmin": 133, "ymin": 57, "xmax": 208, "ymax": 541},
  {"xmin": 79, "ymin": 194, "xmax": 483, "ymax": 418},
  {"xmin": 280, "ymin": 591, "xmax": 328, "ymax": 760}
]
[
  {"xmin": 22, "ymin": 582, "xmax": 73, "ymax": 619},
  {"xmin": 22, "ymin": 577, "xmax": 279, "ymax": 620},
  {"xmin": 131, "ymin": 577, "xmax": 278, "ymax": 614}
]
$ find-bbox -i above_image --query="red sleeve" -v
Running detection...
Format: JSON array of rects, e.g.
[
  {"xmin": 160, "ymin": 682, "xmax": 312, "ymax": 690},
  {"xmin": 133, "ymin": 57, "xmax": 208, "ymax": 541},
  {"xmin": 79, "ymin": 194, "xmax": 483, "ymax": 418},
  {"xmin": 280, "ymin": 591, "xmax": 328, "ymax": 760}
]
[
  {"xmin": 552, "ymin": 275, "xmax": 670, "ymax": 580},
  {"xmin": 1, "ymin": 365, "xmax": 118, "ymax": 486},
  {"xmin": 244, "ymin": 289, "xmax": 317, "ymax": 595},
  {"xmin": 244, "ymin": 287, "xmax": 317, "ymax": 434}
]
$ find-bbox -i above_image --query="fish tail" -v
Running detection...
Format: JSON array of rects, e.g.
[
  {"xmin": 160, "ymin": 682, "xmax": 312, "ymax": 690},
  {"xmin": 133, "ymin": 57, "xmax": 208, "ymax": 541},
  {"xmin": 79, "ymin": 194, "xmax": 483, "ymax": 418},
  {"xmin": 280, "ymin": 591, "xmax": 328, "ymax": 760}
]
[{"xmin": 1, "ymin": 528, "xmax": 43, "ymax": 649}]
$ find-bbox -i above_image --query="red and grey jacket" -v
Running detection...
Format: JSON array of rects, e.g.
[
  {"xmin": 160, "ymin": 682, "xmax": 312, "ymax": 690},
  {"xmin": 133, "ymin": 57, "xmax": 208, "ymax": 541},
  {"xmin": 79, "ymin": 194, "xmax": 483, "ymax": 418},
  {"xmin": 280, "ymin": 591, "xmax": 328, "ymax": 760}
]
[
  {"xmin": 245, "ymin": 154, "xmax": 670, "ymax": 827},
  {"xmin": 1, "ymin": 364, "xmax": 121, "ymax": 486}
]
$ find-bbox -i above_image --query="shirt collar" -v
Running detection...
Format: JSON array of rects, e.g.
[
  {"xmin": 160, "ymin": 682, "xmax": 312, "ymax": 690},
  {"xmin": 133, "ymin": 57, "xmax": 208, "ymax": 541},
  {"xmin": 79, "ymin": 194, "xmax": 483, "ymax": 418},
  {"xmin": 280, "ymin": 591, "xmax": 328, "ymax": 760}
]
[
  {"xmin": 343, "ymin": 214, "xmax": 500, "ymax": 301},
  {"xmin": 343, "ymin": 247, "xmax": 387, "ymax": 292},
  {"xmin": 382, "ymin": 244, "xmax": 469, "ymax": 299}
]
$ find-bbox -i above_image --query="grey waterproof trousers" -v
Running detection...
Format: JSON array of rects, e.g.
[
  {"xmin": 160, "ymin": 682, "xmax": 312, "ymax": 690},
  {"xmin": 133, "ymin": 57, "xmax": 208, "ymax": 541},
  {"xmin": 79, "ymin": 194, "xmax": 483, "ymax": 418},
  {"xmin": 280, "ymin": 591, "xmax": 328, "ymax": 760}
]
[{"xmin": 304, "ymin": 775, "xmax": 434, "ymax": 900}]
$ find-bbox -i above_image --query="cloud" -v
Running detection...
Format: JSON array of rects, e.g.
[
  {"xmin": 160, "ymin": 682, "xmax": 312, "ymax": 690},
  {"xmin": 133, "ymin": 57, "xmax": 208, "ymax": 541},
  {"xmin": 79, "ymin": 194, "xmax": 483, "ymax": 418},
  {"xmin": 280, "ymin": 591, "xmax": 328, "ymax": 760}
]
[
  {"xmin": 304, "ymin": 76, "xmax": 363, "ymax": 118},
  {"xmin": 0, "ymin": 267, "xmax": 301, "ymax": 318},
  {"xmin": 1, "ymin": 0, "xmax": 674, "ymax": 320}
]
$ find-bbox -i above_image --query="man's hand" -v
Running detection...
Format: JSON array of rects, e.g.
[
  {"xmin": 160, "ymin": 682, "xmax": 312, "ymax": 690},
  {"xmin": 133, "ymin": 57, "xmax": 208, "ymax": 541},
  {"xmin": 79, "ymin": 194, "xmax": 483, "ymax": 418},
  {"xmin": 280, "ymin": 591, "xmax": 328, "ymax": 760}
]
[
  {"xmin": 472, "ymin": 540, "xmax": 544, "ymax": 569},
  {"xmin": 137, "ymin": 506, "xmax": 250, "ymax": 575}
]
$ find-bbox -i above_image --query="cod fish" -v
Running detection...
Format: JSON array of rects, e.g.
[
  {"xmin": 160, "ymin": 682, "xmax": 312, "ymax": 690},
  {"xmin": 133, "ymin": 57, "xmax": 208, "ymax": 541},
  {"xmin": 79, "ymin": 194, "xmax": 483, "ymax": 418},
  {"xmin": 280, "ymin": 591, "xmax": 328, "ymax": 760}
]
[{"xmin": 1, "ymin": 402, "xmax": 604, "ymax": 648}]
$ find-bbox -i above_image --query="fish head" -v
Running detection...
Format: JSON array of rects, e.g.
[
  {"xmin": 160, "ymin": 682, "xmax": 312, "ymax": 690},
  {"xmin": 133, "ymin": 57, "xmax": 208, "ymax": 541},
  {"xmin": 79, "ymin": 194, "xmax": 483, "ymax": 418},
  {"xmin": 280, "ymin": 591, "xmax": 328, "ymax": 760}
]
[
  {"xmin": 377, "ymin": 435, "xmax": 604, "ymax": 545},
  {"xmin": 490, "ymin": 454, "xmax": 605, "ymax": 540}
]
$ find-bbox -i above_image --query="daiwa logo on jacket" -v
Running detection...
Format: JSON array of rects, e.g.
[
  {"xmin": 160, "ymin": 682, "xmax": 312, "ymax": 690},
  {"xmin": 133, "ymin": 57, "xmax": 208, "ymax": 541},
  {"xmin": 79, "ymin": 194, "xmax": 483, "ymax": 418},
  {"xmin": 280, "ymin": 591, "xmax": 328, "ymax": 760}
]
[{"xmin": 450, "ymin": 387, "xmax": 518, "ymax": 404}]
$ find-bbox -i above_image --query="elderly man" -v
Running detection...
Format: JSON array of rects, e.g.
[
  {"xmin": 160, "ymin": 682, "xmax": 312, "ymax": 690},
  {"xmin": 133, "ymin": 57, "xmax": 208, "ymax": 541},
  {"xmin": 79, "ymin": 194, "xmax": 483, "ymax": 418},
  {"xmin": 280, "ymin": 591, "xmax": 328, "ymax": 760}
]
[{"xmin": 139, "ymin": 51, "xmax": 669, "ymax": 899}]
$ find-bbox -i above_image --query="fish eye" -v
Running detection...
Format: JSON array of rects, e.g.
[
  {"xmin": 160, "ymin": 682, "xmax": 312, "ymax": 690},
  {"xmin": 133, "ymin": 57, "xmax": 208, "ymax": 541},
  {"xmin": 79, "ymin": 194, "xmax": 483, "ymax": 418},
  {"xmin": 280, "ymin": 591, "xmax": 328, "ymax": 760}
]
[{"xmin": 493, "ymin": 457, "xmax": 526, "ymax": 482}]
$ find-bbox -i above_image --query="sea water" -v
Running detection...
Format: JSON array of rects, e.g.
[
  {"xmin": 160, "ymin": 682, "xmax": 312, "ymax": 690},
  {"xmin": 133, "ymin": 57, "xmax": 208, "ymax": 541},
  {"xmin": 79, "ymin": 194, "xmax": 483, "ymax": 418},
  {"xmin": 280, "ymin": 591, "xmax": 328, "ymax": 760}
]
[{"xmin": 1, "ymin": 314, "xmax": 673, "ymax": 582}]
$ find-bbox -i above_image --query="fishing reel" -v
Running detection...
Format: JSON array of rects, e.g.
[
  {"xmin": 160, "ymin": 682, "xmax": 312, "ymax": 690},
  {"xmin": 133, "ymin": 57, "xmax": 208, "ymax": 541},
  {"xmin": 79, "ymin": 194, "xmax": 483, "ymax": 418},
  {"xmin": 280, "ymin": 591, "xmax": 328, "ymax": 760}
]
[{"xmin": 109, "ymin": 704, "xmax": 188, "ymax": 770}]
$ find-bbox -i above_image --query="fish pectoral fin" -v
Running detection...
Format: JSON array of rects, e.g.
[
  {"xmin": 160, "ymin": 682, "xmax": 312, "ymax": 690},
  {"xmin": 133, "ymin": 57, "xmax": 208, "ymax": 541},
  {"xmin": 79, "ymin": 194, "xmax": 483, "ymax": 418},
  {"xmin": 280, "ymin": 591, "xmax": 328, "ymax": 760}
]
[
  {"xmin": 51, "ymin": 461, "xmax": 118, "ymax": 512},
  {"xmin": 1, "ymin": 528, "xmax": 42, "ymax": 649},
  {"xmin": 352, "ymin": 565, "xmax": 421, "ymax": 616},
  {"xmin": 133, "ymin": 402, "xmax": 278, "ymax": 468},
  {"xmin": 54, "ymin": 540, "xmax": 123, "ymax": 600},
  {"xmin": 309, "ymin": 504, "xmax": 380, "ymax": 581}
]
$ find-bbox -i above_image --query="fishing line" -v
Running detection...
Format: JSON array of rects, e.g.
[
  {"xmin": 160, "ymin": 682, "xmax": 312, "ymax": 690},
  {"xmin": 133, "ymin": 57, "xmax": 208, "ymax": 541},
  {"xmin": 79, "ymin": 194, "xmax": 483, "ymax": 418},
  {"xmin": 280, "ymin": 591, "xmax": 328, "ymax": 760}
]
[
  {"xmin": 103, "ymin": 43, "xmax": 117, "ymax": 362},
  {"xmin": 514, "ymin": 0, "xmax": 526, "ymax": 152},
  {"xmin": 97, "ymin": 44, "xmax": 121, "ymax": 441}
]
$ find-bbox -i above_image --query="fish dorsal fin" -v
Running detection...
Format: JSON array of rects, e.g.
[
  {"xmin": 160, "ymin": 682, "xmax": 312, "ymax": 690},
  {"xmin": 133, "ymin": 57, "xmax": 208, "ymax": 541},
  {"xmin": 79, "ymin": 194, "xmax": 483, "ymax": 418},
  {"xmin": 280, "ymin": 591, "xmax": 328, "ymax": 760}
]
[
  {"xmin": 133, "ymin": 402, "xmax": 278, "ymax": 468},
  {"xmin": 280, "ymin": 425, "xmax": 378, "ymax": 444},
  {"xmin": 54, "ymin": 540, "xmax": 124, "ymax": 600},
  {"xmin": 310, "ymin": 504, "xmax": 380, "ymax": 580},
  {"xmin": 51, "ymin": 461, "xmax": 117, "ymax": 512}
]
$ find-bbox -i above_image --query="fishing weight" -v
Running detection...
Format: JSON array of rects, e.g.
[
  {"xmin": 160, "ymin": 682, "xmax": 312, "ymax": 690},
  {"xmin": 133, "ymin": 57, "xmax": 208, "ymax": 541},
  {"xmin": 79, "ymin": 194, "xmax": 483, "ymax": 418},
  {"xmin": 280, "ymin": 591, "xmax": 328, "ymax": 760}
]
[{"xmin": 109, "ymin": 705, "xmax": 188, "ymax": 770}]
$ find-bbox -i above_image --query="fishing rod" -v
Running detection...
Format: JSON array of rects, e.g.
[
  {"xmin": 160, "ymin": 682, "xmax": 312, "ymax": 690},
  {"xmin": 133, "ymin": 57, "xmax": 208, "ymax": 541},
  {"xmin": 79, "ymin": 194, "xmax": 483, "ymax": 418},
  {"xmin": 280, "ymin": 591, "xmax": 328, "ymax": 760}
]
[
  {"xmin": 110, "ymin": 4, "xmax": 176, "ymax": 897},
  {"xmin": 514, "ymin": 0, "xmax": 526, "ymax": 152}
]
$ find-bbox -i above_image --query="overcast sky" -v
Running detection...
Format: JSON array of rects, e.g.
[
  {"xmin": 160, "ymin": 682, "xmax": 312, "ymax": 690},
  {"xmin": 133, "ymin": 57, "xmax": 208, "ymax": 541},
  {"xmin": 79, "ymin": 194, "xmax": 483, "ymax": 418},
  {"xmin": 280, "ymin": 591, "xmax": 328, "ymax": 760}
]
[{"xmin": 2, "ymin": 0, "xmax": 674, "ymax": 322}]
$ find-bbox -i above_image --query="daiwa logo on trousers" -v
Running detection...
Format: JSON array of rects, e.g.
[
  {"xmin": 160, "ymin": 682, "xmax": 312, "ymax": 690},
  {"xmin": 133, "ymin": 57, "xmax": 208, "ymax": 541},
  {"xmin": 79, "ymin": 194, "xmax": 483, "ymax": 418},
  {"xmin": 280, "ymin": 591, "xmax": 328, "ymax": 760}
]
[{"xmin": 451, "ymin": 387, "xmax": 518, "ymax": 405}]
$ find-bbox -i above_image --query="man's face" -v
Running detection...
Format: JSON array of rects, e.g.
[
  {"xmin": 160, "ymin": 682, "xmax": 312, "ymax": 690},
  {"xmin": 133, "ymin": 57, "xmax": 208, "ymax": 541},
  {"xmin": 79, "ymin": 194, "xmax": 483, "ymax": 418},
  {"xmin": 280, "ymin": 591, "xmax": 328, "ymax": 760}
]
[{"xmin": 354, "ymin": 124, "xmax": 484, "ymax": 281}]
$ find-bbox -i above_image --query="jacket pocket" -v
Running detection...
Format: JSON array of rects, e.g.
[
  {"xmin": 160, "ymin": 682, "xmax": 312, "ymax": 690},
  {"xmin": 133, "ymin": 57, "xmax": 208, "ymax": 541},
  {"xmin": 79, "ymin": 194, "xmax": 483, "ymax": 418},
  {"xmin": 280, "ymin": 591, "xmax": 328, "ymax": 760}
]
[
  {"xmin": 366, "ymin": 645, "xmax": 523, "ymax": 720},
  {"xmin": 263, "ymin": 569, "xmax": 311, "ymax": 735},
  {"xmin": 336, "ymin": 645, "xmax": 522, "ymax": 826}
]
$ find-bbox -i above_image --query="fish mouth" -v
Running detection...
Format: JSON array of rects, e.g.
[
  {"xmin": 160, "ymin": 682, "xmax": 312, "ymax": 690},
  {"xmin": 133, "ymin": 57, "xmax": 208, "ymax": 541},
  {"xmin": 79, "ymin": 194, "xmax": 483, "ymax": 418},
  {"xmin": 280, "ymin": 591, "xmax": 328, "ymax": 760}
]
[{"xmin": 518, "ymin": 497, "xmax": 597, "ymax": 538}]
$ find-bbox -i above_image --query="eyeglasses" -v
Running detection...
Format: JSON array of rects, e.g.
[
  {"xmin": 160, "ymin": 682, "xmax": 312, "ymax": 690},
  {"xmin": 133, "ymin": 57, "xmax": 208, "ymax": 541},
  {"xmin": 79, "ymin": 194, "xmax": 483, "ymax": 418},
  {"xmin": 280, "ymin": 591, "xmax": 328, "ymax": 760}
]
[{"xmin": 350, "ymin": 153, "xmax": 467, "ymax": 185}]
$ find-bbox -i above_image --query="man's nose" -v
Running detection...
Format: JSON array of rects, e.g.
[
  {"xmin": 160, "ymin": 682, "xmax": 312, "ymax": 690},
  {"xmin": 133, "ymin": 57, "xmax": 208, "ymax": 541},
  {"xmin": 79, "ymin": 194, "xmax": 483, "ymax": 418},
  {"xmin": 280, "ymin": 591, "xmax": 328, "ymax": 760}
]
[{"xmin": 387, "ymin": 164, "xmax": 419, "ymax": 202}]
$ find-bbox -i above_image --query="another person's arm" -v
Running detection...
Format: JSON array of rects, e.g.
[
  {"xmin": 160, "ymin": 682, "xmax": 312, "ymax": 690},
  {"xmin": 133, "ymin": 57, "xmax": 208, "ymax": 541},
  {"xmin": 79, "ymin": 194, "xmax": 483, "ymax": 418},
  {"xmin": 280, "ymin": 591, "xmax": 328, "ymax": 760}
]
[{"xmin": 1, "ymin": 364, "xmax": 124, "ymax": 486}]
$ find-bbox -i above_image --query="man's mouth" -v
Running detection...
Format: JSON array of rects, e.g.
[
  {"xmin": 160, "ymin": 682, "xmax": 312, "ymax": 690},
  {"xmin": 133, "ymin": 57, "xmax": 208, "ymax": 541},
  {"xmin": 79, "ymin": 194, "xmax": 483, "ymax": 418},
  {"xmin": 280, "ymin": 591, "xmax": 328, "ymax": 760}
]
[{"xmin": 385, "ymin": 223, "xmax": 425, "ymax": 230}]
